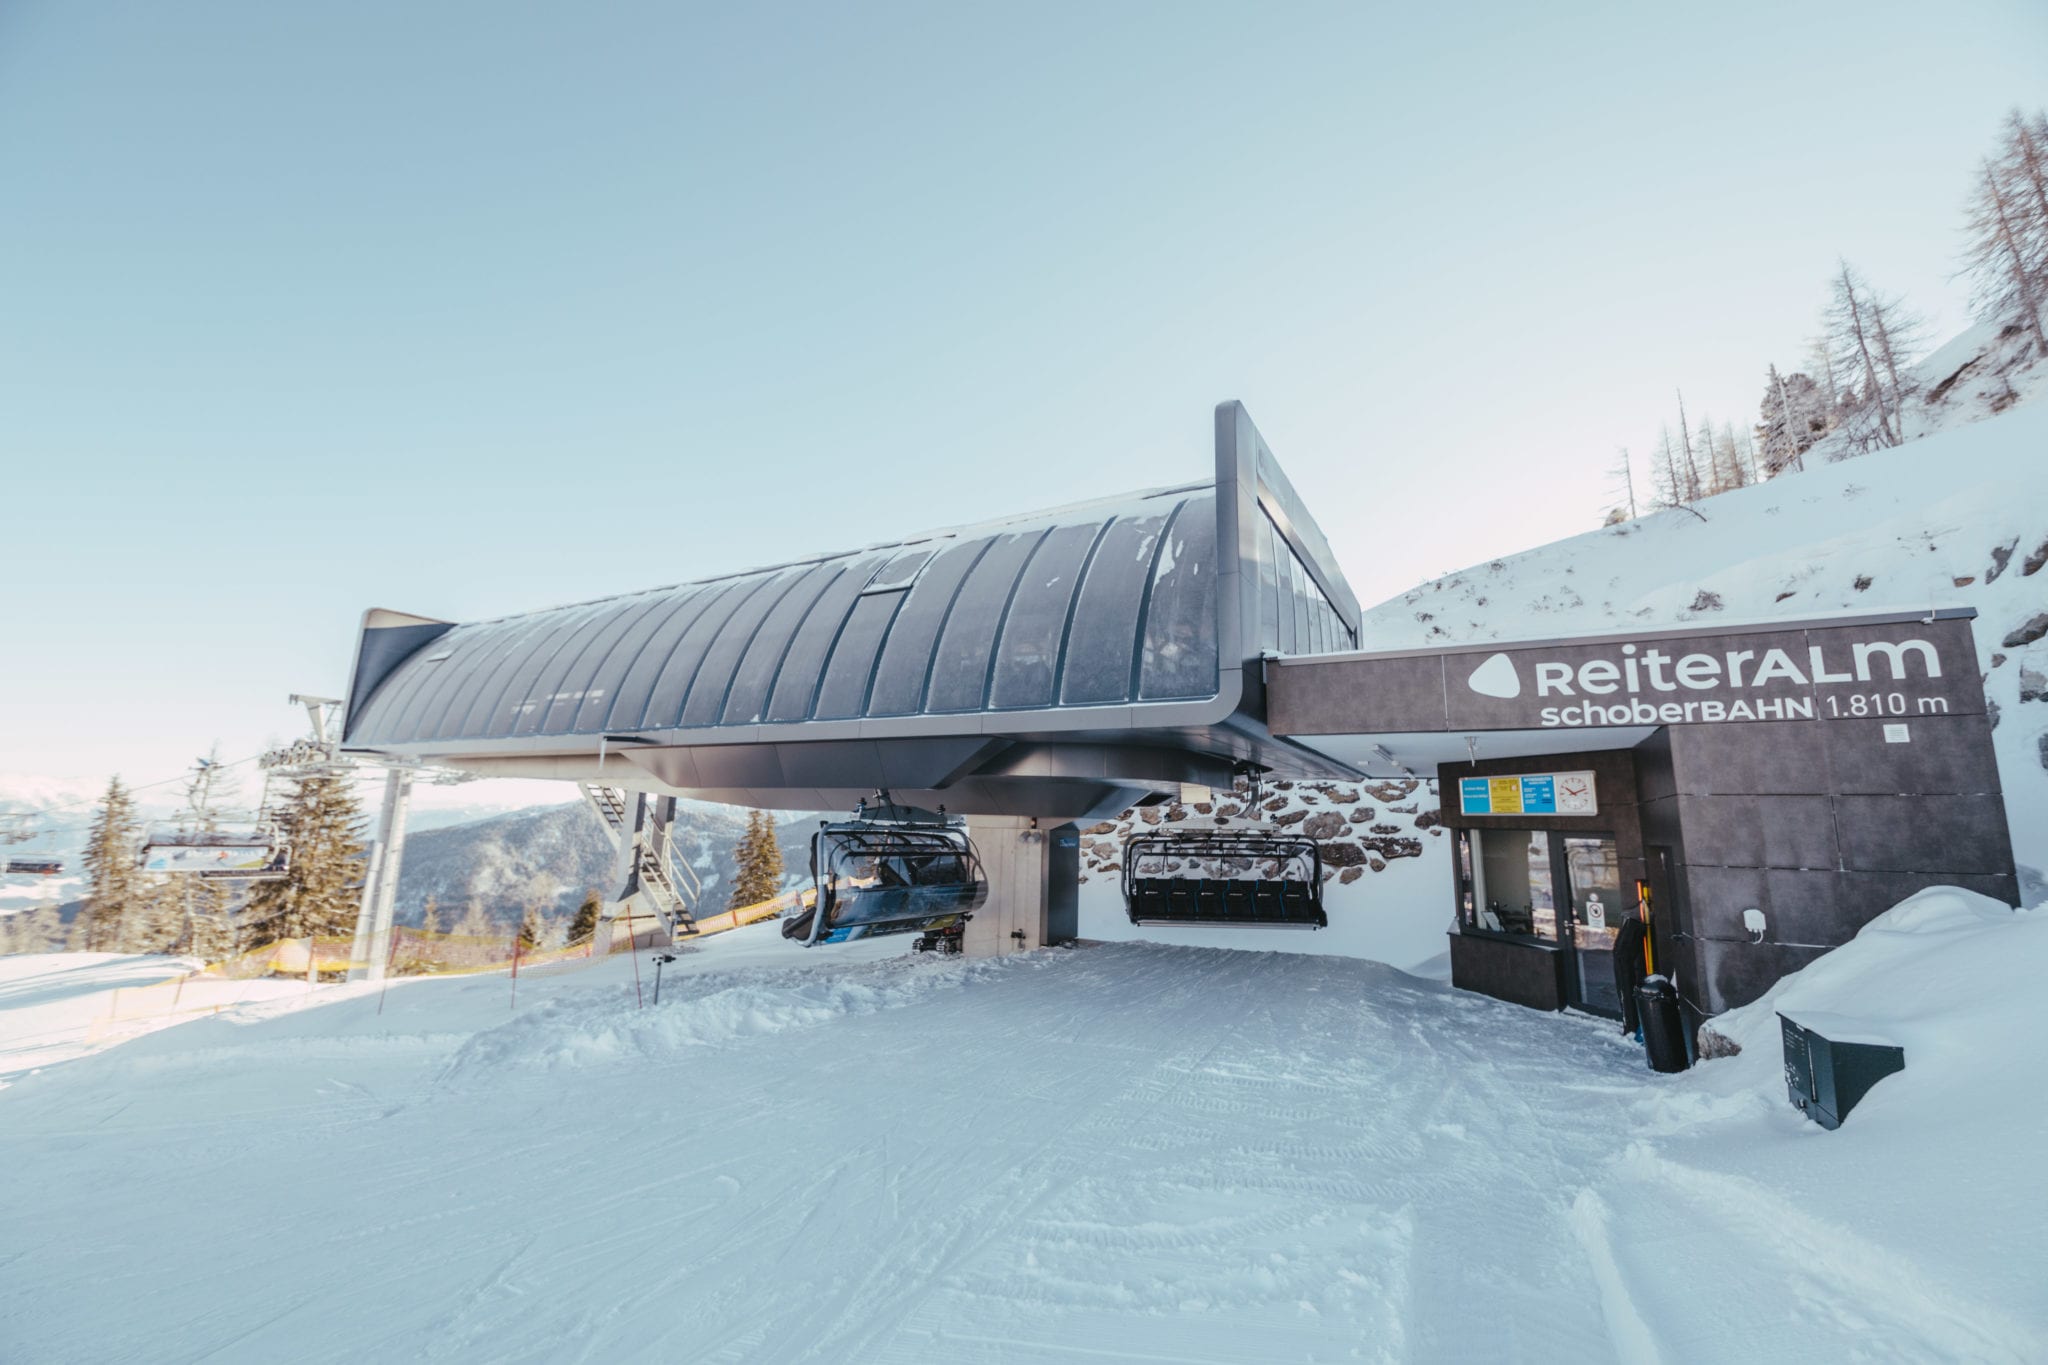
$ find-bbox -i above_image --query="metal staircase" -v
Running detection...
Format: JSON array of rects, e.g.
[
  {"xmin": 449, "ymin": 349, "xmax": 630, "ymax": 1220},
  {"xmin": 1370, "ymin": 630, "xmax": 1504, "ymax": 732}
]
[{"xmin": 579, "ymin": 784, "xmax": 703, "ymax": 938}]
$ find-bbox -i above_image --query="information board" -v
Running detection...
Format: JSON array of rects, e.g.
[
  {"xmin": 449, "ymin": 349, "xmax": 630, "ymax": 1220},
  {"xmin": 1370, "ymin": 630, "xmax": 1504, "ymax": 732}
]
[{"xmin": 1459, "ymin": 771, "xmax": 1597, "ymax": 817}]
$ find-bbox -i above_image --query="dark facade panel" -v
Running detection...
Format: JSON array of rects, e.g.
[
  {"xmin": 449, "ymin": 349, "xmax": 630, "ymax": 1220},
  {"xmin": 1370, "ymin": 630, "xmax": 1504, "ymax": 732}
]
[
  {"xmin": 1821, "ymin": 713, "xmax": 2005, "ymax": 795},
  {"xmin": 1833, "ymin": 793, "xmax": 2017, "ymax": 875}
]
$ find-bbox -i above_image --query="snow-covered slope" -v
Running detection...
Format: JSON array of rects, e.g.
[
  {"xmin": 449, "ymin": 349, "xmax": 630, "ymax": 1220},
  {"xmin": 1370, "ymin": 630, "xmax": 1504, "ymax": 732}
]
[
  {"xmin": 2, "ymin": 916, "xmax": 2040, "ymax": 1361},
  {"xmin": 1363, "ymin": 399, "xmax": 2048, "ymax": 896},
  {"xmin": 1807, "ymin": 317, "xmax": 2048, "ymax": 464}
]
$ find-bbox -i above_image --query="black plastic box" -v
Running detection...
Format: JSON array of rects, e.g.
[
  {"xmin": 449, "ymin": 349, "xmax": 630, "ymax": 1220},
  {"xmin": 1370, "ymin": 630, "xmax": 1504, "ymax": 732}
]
[{"xmin": 1779, "ymin": 1012, "xmax": 1905, "ymax": 1129}]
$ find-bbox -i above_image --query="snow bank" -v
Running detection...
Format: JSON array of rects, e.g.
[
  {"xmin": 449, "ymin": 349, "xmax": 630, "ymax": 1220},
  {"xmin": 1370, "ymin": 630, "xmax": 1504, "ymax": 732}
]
[
  {"xmin": 1699, "ymin": 887, "xmax": 2041, "ymax": 1123},
  {"xmin": 1584, "ymin": 887, "xmax": 2048, "ymax": 1359}
]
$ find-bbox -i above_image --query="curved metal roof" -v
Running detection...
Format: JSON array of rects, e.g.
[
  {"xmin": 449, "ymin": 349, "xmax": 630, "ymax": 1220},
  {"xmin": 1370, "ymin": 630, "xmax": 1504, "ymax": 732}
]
[{"xmin": 346, "ymin": 485, "xmax": 1223, "ymax": 747}]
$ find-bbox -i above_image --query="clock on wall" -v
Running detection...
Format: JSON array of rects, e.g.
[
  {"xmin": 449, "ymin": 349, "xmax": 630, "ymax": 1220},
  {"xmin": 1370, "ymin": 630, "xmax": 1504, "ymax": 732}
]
[{"xmin": 1555, "ymin": 774, "xmax": 1596, "ymax": 814}]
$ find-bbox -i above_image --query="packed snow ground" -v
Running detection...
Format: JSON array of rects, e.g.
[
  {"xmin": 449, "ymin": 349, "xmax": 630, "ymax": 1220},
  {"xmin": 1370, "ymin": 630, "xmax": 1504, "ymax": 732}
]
[{"xmin": 3, "ymin": 900, "xmax": 2042, "ymax": 1363}]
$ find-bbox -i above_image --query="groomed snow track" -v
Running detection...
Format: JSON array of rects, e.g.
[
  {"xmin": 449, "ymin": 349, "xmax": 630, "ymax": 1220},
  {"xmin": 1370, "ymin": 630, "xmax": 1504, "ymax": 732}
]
[{"xmin": 1, "ymin": 935, "xmax": 2038, "ymax": 1362}]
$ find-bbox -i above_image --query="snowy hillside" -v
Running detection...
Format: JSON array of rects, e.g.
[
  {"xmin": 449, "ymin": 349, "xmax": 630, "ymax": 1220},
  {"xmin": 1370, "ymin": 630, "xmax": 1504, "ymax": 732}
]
[
  {"xmin": 395, "ymin": 801, "xmax": 813, "ymax": 928},
  {"xmin": 1364, "ymin": 398, "xmax": 2048, "ymax": 898},
  {"xmin": 1806, "ymin": 317, "xmax": 2048, "ymax": 465},
  {"xmin": 3, "ymin": 904, "xmax": 2041, "ymax": 1362}
]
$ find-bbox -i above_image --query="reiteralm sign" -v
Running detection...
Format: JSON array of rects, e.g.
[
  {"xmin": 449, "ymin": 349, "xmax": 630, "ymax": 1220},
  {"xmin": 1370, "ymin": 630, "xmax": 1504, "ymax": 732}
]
[
  {"xmin": 1438, "ymin": 614, "xmax": 1980, "ymax": 734},
  {"xmin": 1264, "ymin": 609, "xmax": 1987, "ymax": 743}
]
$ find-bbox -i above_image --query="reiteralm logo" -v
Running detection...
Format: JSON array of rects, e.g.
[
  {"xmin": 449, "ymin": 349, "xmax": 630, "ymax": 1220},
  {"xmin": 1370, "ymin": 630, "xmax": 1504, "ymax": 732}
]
[
  {"xmin": 1464, "ymin": 653, "xmax": 1521, "ymax": 699},
  {"xmin": 1461, "ymin": 637, "xmax": 1947, "ymax": 728}
]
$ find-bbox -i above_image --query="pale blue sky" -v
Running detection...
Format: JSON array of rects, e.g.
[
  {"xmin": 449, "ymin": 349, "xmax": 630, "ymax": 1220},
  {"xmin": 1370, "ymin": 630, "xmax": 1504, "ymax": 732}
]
[{"xmin": 2, "ymin": 0, "xmax": 2042, "ymax": 783}]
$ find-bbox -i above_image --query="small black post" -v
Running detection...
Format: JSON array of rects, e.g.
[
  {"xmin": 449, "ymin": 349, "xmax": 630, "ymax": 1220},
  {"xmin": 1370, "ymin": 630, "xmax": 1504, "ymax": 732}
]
[{"xmin": 650, "ymin": 952, "xmax": 677, "ymax": 1006}]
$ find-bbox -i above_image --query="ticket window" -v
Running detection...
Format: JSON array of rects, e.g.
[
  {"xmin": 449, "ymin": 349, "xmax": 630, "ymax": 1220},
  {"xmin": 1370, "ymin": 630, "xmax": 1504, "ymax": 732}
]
[
  {"xmin": 1458, "ymin": 829, "xmax": 1559, "ymax": 941},
  {"xmin": 1458, "ymin": 828, "xmax": 1624, "ymax": 1009}
]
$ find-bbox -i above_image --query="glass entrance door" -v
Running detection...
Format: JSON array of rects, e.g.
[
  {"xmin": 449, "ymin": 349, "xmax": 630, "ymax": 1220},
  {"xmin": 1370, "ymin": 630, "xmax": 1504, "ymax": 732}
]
[{"xmin": 1561, "ymin": 836, "xmax": 1624, "ymax": 1015}]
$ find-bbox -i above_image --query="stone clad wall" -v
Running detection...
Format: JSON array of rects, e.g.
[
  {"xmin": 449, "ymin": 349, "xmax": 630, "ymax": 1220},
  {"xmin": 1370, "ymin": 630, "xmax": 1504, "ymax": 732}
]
[{"xmin": 1076, "ymin": 777, "xmax": 1445, "ymax": 886}]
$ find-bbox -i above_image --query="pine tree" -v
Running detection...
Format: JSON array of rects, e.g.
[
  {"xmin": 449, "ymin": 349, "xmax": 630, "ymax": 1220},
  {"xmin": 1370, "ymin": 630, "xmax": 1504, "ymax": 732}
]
[
  {"xmin": 80, "ymin": 777, "xmax": 143, "ymax": 952},
  {"xmin": 22, "ymin": 903, "xmax": 64, "ymax": 954},
  {"xmin": 518, "ymin": 904, "xmax": 545, "ymax": 949},
  {"xmin": 566, "ymin": 890, "xmax": 600, "ymax": 944},
  {"xmin": 239, "ymin": 774, "xmax": 367, "ymax": 948},
  {"xmin": 123, "ymin": 876, "xmax": 187, "ymax": 956},
  {"xmin": 729, "ymin": 810, "xmax": 784, "ymax": 909},
  {"xmin": 419, "ymin": 896, "xmax": 442, "ymax": 936}
]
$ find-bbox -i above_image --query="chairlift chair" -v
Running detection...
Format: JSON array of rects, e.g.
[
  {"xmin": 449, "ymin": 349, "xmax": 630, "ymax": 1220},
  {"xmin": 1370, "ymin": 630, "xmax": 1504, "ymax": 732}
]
[
  {"xmin": 1121, "ymin": 829, "xmax": 1326, "ymax": 929},
  {"xmin": 139, "ymin": 825, "xmax": 290, "ymax": 880},
  {"xmin": 783, "ymin": 802, "xmax": 988, "ymax": 947}
]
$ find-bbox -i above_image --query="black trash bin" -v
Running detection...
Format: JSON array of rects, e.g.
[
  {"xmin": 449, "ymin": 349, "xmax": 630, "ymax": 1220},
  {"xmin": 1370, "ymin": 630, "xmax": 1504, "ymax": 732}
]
[{"xmin": 1637, "ymin": 975, "xmax": 1689, "ymax": 1073}]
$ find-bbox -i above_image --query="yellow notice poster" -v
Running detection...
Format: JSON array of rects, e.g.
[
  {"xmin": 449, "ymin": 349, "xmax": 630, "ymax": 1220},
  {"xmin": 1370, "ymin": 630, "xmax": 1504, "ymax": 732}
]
[{"xmin": 1487, "ymin": 777, "xmax": 1524, "ymax": 814}]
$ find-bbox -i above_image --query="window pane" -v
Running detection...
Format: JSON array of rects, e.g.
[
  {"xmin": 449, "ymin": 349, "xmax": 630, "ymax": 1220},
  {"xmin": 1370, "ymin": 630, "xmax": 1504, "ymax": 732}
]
[
  {"xmin": 551, "ymin": 591, "xmax": 676, "ymax": 734},
  {"xmin": 927, "ymin": 531, "xmax": 1046, "ymax": 712},
  {"xmin": 764, "ymin": 556, "xmax": 886, "ymax": 722},
  {"xmin": 515, "ymin": 600, "xmax": 640, "ymax": 736},
  {"xmin": 813, "ymin": 588, "xmax": 910, "ymax": 719},
  {"xmin": 601, "ymin": 581, "xmax": 739, "ymax": 732},
  {"xmin": 679, "ymin": 569, "xmax": 807, "ymax": 727},
  {"xmin": 1290, "ymin": 550, "xmax": 1311, "ymax": 655},
  {"xmin": 1139, "ymin": 498, "xmax": 1219, "ymax": 700},
  {"xmin": 638, "ymin": 577, "xmax": 773, "ymax": 730},
  {"xmin": 473, "ymin": 604, "xmax": 609, "ymax": 738},
  {"xmin": 1060, "ymin": 509, "xmax": 1166, "ymax": 704},
  {"xmin": 990, "ymin": 522, "xmax": 1103, "ymax": 709},
  {"xmin": 1472, "ymin": 830, "xmax": 1558, "ymax": 940},
  {"xmin": 867, "ymin": 538, "xmax": 989, "ymax": 716},
  {"xmin": 720, "ymin": 560, "xmax": 847, "ymax": 724},
  {"xmin": 1257, "ymin": 512, "xmax": 1282, "ymax": 653}
]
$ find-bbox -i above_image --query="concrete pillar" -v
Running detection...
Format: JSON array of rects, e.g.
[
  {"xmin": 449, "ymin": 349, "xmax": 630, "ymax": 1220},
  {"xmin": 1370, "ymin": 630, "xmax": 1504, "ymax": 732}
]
[{"xmin": 963, "ymin": 816, "xmax": 1069, "ymax": 959}]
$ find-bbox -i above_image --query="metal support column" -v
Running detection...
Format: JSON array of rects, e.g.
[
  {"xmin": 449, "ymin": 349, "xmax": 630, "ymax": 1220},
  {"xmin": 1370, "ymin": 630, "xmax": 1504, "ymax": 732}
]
[
  {"xmin": 600, "ymin": 789, "xmax": 649, "ymax": 953},
  {"xmin": 348, "ymin": 767, "xmax": 414, "ymax": 982}
]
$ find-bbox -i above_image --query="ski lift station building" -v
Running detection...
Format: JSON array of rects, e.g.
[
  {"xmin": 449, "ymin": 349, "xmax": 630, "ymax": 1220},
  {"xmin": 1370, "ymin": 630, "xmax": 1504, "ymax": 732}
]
[{"xmin": 340, "ymin": 403, "xmax": 2020, "ymax": 1044}]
